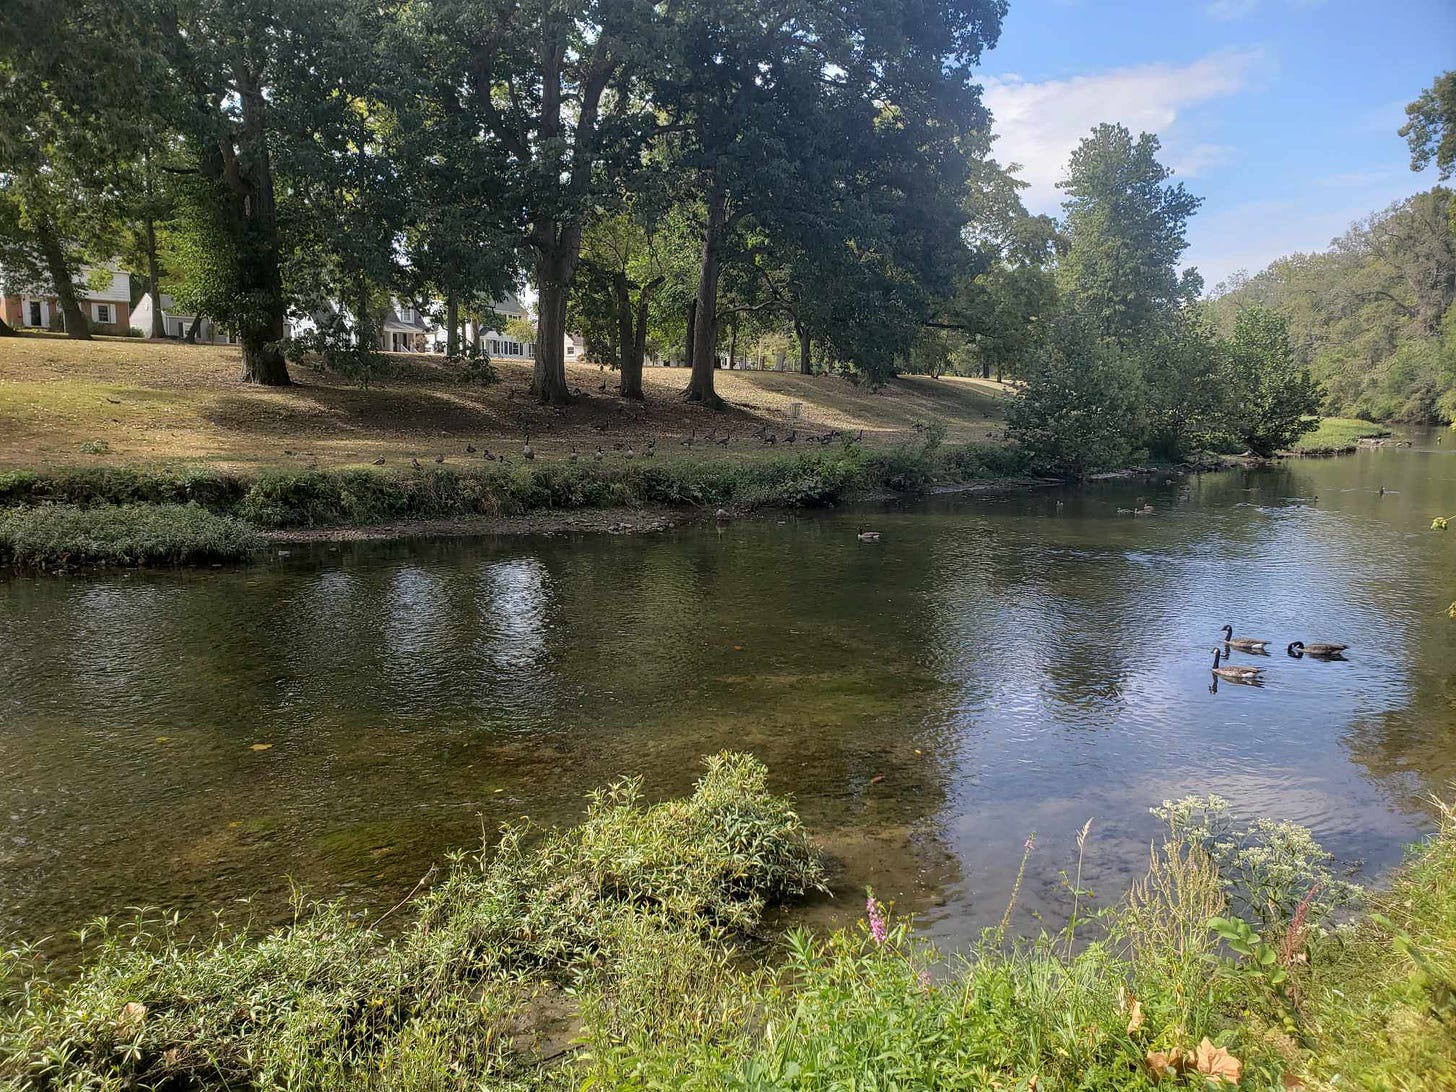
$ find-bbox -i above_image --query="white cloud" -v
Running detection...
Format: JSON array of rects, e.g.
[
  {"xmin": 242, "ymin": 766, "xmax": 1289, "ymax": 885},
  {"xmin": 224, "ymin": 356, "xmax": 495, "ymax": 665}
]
[{"xmin": 982, "ymin": 50, "xmax": 1267, "ymax": 213}]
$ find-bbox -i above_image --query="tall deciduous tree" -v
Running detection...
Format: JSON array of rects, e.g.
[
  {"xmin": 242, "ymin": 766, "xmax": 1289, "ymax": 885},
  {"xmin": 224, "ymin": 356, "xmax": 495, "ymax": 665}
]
[
  {"xmin": 1057, "ymin": 123, "xmax": 1202, "ymax": 347},
  {"xmin": 1223, "ymin": 306, "xmax": 1321, "ymax": 456},
  {"xmin": 1402, "ymin": 71, "xmax": 1456, "ymax": 182},
  {"xmin": 656, "ymin": 0, "xmax": 1006, "ymax": 405},
  {"xmin": 418, "ymin": 0, "xmax": 660, "ymax": 404},
  {"xmin": 0, "ymin": 0, "xmax": 155, "ymax": 339}
]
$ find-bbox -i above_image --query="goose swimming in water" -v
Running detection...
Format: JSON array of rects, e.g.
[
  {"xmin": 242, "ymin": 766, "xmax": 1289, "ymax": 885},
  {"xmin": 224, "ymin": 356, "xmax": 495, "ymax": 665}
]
[
  {"xmin": 1287, "ymin": 641, "xmax": 1349, "ymax": 658},
  {"xmin": 857, "ymin": 528, "xmax": 881, "ymax": 542},
  {"xmin": 1221, "ymin": 624, "xmax": 1269, "ymax": 653},
  {"xmin": 1212, "ymin": 648, "xmax": 1265, "ymax": 683}
]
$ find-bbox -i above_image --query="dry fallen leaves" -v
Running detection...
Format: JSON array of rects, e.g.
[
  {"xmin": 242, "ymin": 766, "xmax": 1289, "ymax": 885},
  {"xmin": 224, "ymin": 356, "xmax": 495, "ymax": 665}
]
[
  {"xmin": 1145, "ymin": 1047, "xmax": 1187, "ymax": 1082},
  {"xmin": 1194, "ymin": 1038, "xmax": 1242, "ymax": 1085},
  {"xmin": 1126, "ymin": 997, "xmax": 1145, "ymax": 1034}
]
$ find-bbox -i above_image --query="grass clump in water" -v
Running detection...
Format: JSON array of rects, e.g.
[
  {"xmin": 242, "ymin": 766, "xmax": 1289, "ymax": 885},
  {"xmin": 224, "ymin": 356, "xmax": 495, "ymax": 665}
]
[
  {"xmin": 0, "ymin": 753, "xmax": 825, "ymax": 1089},
  {"xmin": 1289, "ymin": 416, "xmax": 1392, "ymax": 454},
  {"xmin": 0, "ymin": 503, "xmax": 263, "ymax": 568}
]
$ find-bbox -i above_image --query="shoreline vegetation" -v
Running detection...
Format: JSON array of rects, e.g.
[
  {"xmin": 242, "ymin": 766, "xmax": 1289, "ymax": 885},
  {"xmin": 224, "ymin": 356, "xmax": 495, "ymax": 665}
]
[
  {"xmin": 0, "ymin": 422, "xmax": 1420, "ymax": 570},
  {"xmin": 2, "ymin": 754, "xmax": 1452, "ymax": 1090},
  {"xmin": 0, "ymin": 341, "xmax": 1431, "ymax": 570}
]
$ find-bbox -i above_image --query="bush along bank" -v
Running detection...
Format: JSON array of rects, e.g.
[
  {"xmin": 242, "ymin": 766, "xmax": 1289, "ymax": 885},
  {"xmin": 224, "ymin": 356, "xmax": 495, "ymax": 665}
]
[
  {"xmin": 3, "ymin": 760, "xmax": 1453, "ymax": 1090},
  {"xmin": 0, "ymin": 438, "xmax": 1030, "ymax": 568}
]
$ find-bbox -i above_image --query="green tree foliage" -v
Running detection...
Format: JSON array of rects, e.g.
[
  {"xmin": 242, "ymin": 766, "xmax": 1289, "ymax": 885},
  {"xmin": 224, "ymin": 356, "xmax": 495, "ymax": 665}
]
[
  {"xmin": 0, "ymin": 1, "xmax": 156, "ymax": 339},
  {"xmin": 1221, "ymin": 307, "xmax": 1321, "ymax": 457},
  {"xmin": 1058, "ymin": 123, "xmax": 1203, "ymax": 346},
  {"xmin": 1006, "ymin": 313, "xmax": 1142, "ymax": 477},
  {"xmin": 409, "ymin": 0, "xmax": 663, "ymax": 405},
  {"xmin": 1402, "ymin": 71, "xmax": 1456, "ymax": 182},
  {"xmin": 653, "ymin": 0, "xmax": 1006, "ymax": 405},
  {"xmin": 1211, "ymin": 189, "xmax": 1456, "ymax": 422}
]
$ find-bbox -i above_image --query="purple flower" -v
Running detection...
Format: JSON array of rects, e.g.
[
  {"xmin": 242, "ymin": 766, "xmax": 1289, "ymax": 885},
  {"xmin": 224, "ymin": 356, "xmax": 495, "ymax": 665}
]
[{"xmin": 866, "ymin": 891, "xmax": 887, "ymax": 946}]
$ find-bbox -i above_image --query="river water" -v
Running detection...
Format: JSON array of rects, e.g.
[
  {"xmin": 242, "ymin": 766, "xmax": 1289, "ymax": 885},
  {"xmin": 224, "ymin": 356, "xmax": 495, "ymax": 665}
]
[{"xmin": 3, "ymin": 433, "xmax": 1454, "ymax": 954}]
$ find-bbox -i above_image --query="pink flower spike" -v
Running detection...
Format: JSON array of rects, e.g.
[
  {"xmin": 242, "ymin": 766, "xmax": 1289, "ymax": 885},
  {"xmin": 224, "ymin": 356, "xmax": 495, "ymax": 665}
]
[{"xmin": 866, "ymin": 891, "xmax": 888, "ymax": 946}]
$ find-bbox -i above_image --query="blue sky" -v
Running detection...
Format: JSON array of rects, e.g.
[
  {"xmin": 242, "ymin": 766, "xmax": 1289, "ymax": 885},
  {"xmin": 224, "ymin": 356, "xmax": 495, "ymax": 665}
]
[{"xmin": 977, "ymin": 0, "xmax": 1456, "ymax": 290}]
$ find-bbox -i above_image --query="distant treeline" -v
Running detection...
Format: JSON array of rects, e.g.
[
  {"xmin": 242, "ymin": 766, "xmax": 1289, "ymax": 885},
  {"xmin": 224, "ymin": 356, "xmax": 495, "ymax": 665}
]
[{"xmin": 1210, "ymin": 187, "xmax": 1456, "ymax": 424}]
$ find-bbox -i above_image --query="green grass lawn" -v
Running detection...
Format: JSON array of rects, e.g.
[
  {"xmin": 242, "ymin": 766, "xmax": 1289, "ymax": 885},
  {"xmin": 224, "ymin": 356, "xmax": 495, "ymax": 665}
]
[{"xmin": 1289, "ymin": 416, "xmax": 1393, "ymax": 454}]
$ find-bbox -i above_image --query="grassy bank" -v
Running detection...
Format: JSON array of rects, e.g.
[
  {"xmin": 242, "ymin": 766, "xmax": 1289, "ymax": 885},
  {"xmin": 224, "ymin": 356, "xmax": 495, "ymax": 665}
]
[
  {"xmin": 0, "ymin": 438, "xmax": 1029, "ymax": 568},
  {"xmin": 0, "ymin": 335, "xmax": 1007, "ymax": 471},
  {"xmin": 0, "ymin": 503, "xmax": 262, "ymax": 567},
  {"xmin": 1288, "ymin": 416, "xmax": 1393, "ymax": 454},
  {"xmin": 3, "ymin": 756, "xmax": 1452, "ymax": 1090}
]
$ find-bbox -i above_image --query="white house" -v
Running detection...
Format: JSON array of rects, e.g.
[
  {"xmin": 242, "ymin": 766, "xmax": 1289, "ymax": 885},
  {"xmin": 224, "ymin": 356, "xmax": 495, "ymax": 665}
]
[
  {"xmin": 131, "ymin": 293, "xmax": 238, "ymax": 343},
  {"xmin": 471, "ymin": 293, "xmax": 585, "ymax": 363},
  {"xmin": 0, "ymin": 264, "xmax": 132, "ymax": 335}
]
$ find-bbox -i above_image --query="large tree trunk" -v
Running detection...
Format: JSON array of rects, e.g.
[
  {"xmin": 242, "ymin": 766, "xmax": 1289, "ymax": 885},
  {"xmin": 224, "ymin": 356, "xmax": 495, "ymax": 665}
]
[
  {"xmin": 185, "ymin": 313, "xmax": 202, "ymax": 343},
  {"xmin": 35, "ymin": 217, "xmax": 90, "ymax": 340},
  {"xmin": 682, "ymin": 299, "xmax": 695, "ymax": 370},
  {"xmin": 446, "ymin": 293, "xmax": 459, "ymax": 357},
  {"xmin": 728, "ymin": 320, "xmax": 738, "ymax": 371},
  {"xmin": 684, "ymin": 176, "xmax": 725, "ymax": 408},
  {"xmin": 232, "ymin": 63, "xmax": 289, "ymax": 384},
  {"xmin": 144, "ymin": 214, "xmax": 164, "ymax": 338},
  {"xmin": 796, "ymin": 318, "xmax": 812, "ymax": 375},
  {"xmin": 613, "ymin": 272, "xmax": 639, "ymax": 399},
  {"xmin": 533, "ymin": 235, "xmax": 577, "ymax": 405}
]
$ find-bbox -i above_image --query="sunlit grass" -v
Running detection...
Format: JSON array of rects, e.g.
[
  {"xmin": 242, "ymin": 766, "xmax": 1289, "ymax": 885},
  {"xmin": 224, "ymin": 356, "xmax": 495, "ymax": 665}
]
[{"xmin": 1289, "ymin": 416, "xmax": 1392, "ymax": 454}]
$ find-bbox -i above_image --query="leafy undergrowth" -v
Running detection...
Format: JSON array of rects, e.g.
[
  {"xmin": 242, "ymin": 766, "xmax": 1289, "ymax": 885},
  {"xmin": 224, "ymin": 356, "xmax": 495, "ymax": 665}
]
[
  {"xmin": 1288, "ymin": 416, "xmax": 1392, "ymax": 454},
  {"xmin": 5, "ymin": 762, "xmax": 1449, "ymax": 1090},
  {"xmin": 0, "ymin": 754, "xmax": 825, "ymax": 1089},
  {"xmin": 0, "ymin": 503, "xmax": 263, "ymax": 568},
  {"xmin": 0, "ymin": 437, "xmax": 1029, "ymax": 552}
]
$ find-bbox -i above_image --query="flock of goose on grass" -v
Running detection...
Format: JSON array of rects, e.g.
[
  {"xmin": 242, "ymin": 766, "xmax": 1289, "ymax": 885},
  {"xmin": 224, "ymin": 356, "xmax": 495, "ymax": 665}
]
[{"xmin": 1211, "ymin": 622, "xmax": 1350, "ymax": 686}]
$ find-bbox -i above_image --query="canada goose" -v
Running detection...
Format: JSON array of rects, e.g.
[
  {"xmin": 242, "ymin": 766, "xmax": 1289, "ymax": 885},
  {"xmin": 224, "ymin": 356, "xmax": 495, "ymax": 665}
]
[
  {"xmin": 1287, "ymin": 641, "xmax": 1349, "ymax": 658},
  {"xmin": 372, "ymin": 456, "xmax": 385, "ymax": 465},
  {"xmin": 1212, "ymin": 648, "xmax": 1264, "ymax": 683},
  {"xmin": 682, "ymin": 430, "xmax": 696, "ymax": 447},
  {"xmin": 466, "ymin": 444, "xmax": 477, "ymax": 453},
  {"xmin": 411, "ymin": 457, "xmax": 422, "ymax": 470},
  {"xmin": 434, "ymin": 454, "xmax": 445, "ymax": 464},
  {"xmin": 1220, "ymin": 624, "xmax": 1270, "ymax": 652},
  {"xmin": 717, "ymin": 432, "xmax": 730, "ymax": 446},
  {"xmin": 522, "ymin": 432, "xmax": 535, "ymax": 461},
  {"xmin": 568, "ymin": 447, "xmax": 579, "ymax": 464},
  {"xmin": 593, "ymin": 447, "xmax": 603, "ymax": 462},
  {"xmin": 857, "ymin": 528, "xmax": 881, "ymax": 542}
]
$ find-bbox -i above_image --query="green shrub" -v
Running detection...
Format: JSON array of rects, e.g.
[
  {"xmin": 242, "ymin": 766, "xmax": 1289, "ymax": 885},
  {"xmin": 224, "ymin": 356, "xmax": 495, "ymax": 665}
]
[
  {"xmin": 0, "ymin": 753, "xmax": 824, "ymax": 1090},
  {"xmin": 0, "ymin": 503, "xmax": 262, "ymax": 568}
]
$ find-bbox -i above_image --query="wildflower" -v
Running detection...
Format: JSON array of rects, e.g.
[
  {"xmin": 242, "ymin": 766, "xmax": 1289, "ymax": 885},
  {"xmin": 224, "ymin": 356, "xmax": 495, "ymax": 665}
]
[{"xmin": 865, "ymin": 889, "xmax": 888, "ymax": 945}]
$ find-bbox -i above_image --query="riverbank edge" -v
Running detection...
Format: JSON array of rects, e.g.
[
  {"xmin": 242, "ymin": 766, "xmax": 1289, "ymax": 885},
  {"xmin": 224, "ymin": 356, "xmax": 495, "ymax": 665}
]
[
  {"xmin": 2, "ymin": 755, "xmax": 1452, "ymax": 1088},
  {"xmin": 0, "ymin": 442, "xmax": 1252, "ymax": 569}
]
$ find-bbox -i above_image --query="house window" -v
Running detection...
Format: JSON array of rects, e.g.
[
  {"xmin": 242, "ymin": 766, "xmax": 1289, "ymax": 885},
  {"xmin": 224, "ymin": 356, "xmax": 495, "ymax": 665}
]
[
  {"xmin": 173, "ymin": 320, "xmax": 186, "ymax": 338},
  {"xmin": 566, "ymin": 342, "xmax": 577, "ymax": 356},
  {"xmin": 27, "ymin": 301, "xmax": 42, "ymax": 327},
  {"xmin": 94, "ymin": 303, "xmax": 113, "ymax": 325}
]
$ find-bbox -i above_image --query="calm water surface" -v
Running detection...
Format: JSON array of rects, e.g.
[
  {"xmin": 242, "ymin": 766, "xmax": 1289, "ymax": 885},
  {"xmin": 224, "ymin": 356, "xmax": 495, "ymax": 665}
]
[{"xmin": 3, "ymin": 435, "xmax": 1455, "ymax": 953}]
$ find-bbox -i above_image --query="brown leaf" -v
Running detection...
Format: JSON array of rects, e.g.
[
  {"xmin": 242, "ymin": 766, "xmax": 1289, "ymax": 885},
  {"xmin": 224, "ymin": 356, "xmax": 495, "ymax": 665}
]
[
  {"xmin": 1126, "ymin": 996, "xmax": 1144, "ymax": 1034},
  {"xmin": 1194, "ymin": 1037, "xmax": 1242, "ymax": 1085},
  {"xmin": 250, "ymin": 743, "xmax": 273, "ymax": 751},
  {"xmin": 115, "ymin": 1001, "xmax": 147, "ymax": 1034},
  {"xmin": 1145, "ymin": 1049, "xmax": 1188, "ymax": 1082},
  {"xmin": 869, "ymin": 774, "xmax": 886, "ymax": 784},
  {"xmin": 1281, "ymin": 1075, "xmax": 1305, "ymax": 1090}
]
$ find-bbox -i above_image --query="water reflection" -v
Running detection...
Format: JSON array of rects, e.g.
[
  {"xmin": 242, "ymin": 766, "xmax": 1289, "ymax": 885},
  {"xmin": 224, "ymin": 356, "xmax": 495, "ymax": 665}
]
[{"xmin": 1, "ymin": 434, "xmax": 1454, "ymax": 955}]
